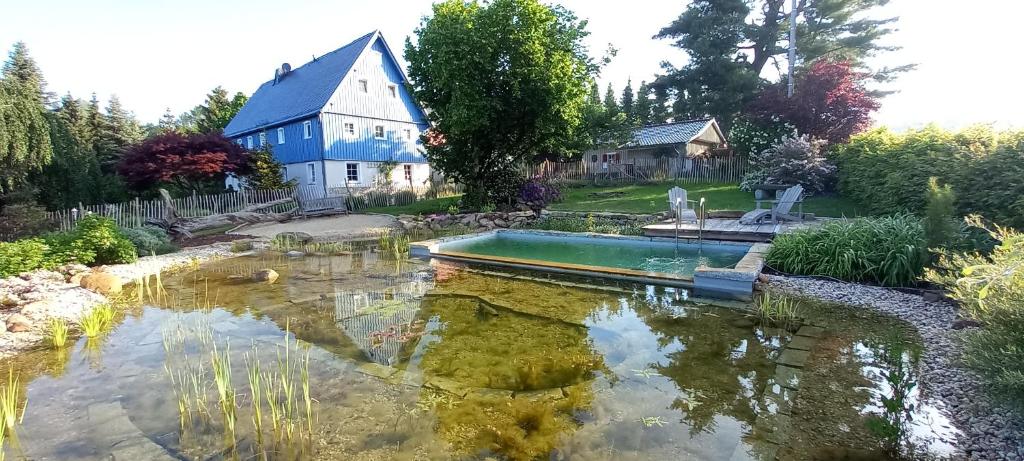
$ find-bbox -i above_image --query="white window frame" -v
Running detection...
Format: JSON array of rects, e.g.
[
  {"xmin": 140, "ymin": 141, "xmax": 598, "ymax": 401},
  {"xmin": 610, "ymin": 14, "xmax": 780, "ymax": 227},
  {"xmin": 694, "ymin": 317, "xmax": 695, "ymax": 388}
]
[
  {"xmin": 303, "ymin": 120, "xmax": 312, "ymax": 139},
  {"xmin": 403, "ymin": 164, "xmax": 412, "ymax": 181},
  {"xmin": 373, "ymin": 125, "xmax": 385, "ymax": 139},
  {"xmin": 277, "ymin": 127, "xmax": 285, "ymax": 144},
  {"xmin": 306, "ymin": 163, "xmax": 316, "ymax": 185},
  {"xmin": 236, "ymin": 139, "xmax": 244, "ymax": 147},
  {"xmin": 388, "ymin": 84, "xmax": 397, "ymax": 98},
  {"xmin": 358, "ymin": 79, "xmax": 368, "ymax": 93},
  {"xmin": 258, "ymin": 131, "xmax": 266, "ymax": 147},
  {"xmin": 403, "ymin": 129, "xmax": 412, "ymax": 141},
  {"xmin": 246, "ymin": 136, "xmax": 253, "ymax": 149},
  {"xmin": 346, "ymin": 163, "xmax": 359, "ymax": 183},
  {"xmin": 343, "ymin": 122, "xmax": 356, "ymax": 138}
]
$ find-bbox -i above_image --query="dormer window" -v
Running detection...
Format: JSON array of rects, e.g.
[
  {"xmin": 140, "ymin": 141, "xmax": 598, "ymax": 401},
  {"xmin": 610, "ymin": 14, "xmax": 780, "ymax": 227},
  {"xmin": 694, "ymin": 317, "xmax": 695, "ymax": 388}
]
[
  {"xmin": 303, "ymin": 121, "xmax": 312, "ymax": 139},
  {"xmin": 388, "ymin": 84, "xmax": 397, "ymax": 98},
  {"xmin": 359, "ymin": 80, "xmax": 368, "ymax": 93},
  {"xmin": 374, "ymin": 125, "xmax": 385, "ymax": 139}
]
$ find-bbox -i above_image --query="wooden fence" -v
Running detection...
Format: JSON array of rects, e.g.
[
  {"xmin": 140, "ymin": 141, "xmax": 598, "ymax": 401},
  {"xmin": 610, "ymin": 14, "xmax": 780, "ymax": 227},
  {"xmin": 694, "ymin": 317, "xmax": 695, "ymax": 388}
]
[
  {"xmin": 294, "ymin": 181, "xmax": 464, "ymax": 213},
  {"xmin": 525, "ymin": 154, "xmax": 748, "ymax": 184},
  {"xmin": 48, "ymin": 188, "xmax": 296, "ymax": 231}
]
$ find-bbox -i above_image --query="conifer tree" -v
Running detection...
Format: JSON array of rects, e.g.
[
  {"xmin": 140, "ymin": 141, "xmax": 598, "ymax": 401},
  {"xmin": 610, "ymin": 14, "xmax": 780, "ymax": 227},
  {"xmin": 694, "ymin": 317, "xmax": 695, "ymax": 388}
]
[
  {"xmin": 0, "ymin": 42, "xmax": 53, "ymax": 199},
  {"xmin": 633, "ymin": 81, "xmax": 653, "ymax": 126},
  {"xmin": 650, "ymin": 85, "xmax": 671, "ymax": 124},
  {"xmin": 620, "ymin": 79, "xmax": 635, "ymax": 125},
  {"xmin": 603, "ymin": 83, "xmax": 619, "ymax": 117},
  {"xmin": 194, "ymin": 86, "xmax": 248, "ymax": 134}
]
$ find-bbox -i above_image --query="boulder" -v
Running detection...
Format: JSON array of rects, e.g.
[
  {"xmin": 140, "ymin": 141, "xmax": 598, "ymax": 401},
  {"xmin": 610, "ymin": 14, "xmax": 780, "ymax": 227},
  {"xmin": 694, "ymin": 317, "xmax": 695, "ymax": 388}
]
[
  {"xmin": 493, "ymin": 218, "xmax": 508, "ymax": 228},
  {"xmin": 80, "ymin": 271, "xmax": 124, "ymax": 295},
  {"xmin": 19, "ymin": 299, "xmax": 55, "ymax": 318},
  {"xmin": 5, "ymin": 314, "xmax": 31, "ymax": 332},
  {"xmin": 252, "ymin": 269, "xmax": 279, "ymax": 284},
  {"xmin": 285, "ymin": 250, "xmax": 305, "ymax": 258},
  {"xmin": 275, "ymin": 232, "xmax": 314, "ymax": 243}
]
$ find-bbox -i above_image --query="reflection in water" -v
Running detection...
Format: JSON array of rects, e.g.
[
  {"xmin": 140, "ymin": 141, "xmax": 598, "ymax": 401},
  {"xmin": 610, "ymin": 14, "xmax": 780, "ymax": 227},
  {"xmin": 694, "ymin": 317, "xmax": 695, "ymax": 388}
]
[{"xmin": 0, "ymin": 251, "xmax": 961, "ymax": 460}]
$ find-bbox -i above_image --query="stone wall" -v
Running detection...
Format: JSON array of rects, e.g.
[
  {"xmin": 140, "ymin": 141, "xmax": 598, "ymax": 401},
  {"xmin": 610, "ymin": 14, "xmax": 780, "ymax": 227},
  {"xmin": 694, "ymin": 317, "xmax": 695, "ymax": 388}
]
[
  {"xmin": 397, "ymin": 211, "xmax": 540, "ymax": 233},
  {"xmin": 539, "ymin": 210, "xmax": 665, "ymax": 225}
]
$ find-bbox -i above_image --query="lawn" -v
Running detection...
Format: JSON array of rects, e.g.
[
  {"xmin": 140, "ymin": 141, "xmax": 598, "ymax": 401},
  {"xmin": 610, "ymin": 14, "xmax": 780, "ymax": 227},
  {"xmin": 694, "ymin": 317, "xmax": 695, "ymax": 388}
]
[
  {"xmin": 549, "ymin": 182, "xmax": 864, "ymax": 217},
  {"xmin": 365, "ymin": 181, "xmax": 865, "ymax": 218}
]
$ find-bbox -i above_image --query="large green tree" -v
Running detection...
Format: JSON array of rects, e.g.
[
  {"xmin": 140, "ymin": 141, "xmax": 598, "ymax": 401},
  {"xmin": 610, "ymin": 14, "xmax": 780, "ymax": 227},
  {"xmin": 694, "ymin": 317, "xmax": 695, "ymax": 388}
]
[
  {"xmin": 633, "ymin": 80, "xmax": 652, "ymax": 126},
  {"xmin": 0, "ymin": 42, "xmax": 53, "ymax": 200},
  {"xmin": 655, "ymin": 0, "xmax": 906, "ymax": 127},
  {"xmin": 620, "ymin": 78, "xmax": 635, "ymax": 124},
  {"xmin": 191, "ymin": 86, "xmax": 248, "ymax": 134},
  {"xmin": 405, "ymin": 0, "xmax": 594, "ymax": 207}
]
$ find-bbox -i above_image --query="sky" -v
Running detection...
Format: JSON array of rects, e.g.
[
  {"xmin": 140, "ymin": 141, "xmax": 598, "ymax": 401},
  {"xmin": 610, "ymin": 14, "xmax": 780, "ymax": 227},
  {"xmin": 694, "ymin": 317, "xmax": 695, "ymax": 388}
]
[{"xmin": 2, "ymin": 0, "xmax": 1021, "ymax": 130}]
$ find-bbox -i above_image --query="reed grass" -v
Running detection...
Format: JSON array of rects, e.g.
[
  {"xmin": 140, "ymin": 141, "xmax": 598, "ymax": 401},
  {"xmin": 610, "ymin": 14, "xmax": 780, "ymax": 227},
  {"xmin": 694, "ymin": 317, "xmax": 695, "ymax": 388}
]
[
  {"xmin": 210, "ymin": 342, "xmax": 237, "ymax": 444},
  {"xmin": 44, "ymin": 318, "xmax": 70, "ymax": 348},
  {"xmin": 245, "ymin": 347, "xmax": 264, "ymax": 444},
  {"xmin": 765, "ymin": 215, "xmax": 927, "ymax": 287},
  {"xmin": 757, "ymin": 290, "xmax": 800, "ymax": 323},
  {"xmin": 0, "ymin": 368, "xmax": 26, "ymax": 460},
  {"xmin": 79, "ymin": 309, "xmax": 107, "ymax": 338}
]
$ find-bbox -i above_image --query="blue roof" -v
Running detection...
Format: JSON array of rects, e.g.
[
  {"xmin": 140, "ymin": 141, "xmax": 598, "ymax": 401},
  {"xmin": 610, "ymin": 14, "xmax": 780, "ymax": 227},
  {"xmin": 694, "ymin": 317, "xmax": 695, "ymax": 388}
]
[
  {"xmin": 626, "ymin": 118, "xmax": 721, "ymax": 148},
  {"xmin": 224, "ymin": 31, "xmax": 378, "ymax": 137}
]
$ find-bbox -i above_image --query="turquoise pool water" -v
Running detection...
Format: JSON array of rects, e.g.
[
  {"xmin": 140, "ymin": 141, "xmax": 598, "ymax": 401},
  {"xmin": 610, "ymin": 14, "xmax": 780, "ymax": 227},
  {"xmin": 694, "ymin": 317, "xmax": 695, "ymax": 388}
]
[{"xmin": 438, "ymin": 231, "xmax": 750, "ymax": 276}]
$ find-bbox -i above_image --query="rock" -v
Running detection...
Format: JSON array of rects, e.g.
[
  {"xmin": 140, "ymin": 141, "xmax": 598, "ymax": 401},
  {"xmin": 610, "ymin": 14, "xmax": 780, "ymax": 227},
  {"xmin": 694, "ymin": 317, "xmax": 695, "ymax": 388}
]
[
  {"xmin": 922, "ymin": 290, "xmax": 945, "ymax": 302},
  {"xmin": 952, "ymin": 318, "xmax": 983, "ymax": 330},
  {"xmin": 285, "ymin": 250, "xmax": 305, "ymax": 258},
  {"xmin": 80, "ymin": 271, "xmax": 123, "ymax": 295},
  {"xmin": 493, "ymin": 219, "xmax": 508, "ymax": 228},
  {"xmin": 251, "ymin": 269, "xmax": 279, "ymax": 283},
  {"xmin": 19, "ymin": 299, "xmax": 55, "ymax": 318},
  {"xmin": 5, "ymin": 314, "xmax": 31, "ymax": 332}
]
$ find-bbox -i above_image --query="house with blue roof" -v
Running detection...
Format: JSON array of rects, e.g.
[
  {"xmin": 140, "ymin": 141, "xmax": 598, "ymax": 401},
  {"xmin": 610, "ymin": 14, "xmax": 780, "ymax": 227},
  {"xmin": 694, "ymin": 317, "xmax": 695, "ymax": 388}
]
[
  {"xmin": 224, "ymin": 30, "xmax": 430, "ymax": 193},
  {"xmin": 585, "ymin": 118, "xmax": 727, "ymax": 174}
]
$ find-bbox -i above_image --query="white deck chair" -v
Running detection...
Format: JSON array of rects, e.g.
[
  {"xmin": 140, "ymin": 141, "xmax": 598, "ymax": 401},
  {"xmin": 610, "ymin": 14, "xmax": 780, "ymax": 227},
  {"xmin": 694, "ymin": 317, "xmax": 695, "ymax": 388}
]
[
  {"xmin": 739, "ymin": 184, "xmax": 804, "ymax": 224},
  {"xmin": 668, "ymin": 187, "xmax": 698, "ymax": 223}
]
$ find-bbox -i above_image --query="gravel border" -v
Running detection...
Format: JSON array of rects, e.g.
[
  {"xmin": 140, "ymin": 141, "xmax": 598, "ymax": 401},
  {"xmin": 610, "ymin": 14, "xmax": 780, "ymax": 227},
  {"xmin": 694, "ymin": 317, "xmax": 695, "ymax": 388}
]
[{"xmin": 766, "ymin": 275, "xmax": 1024, "ymax": 461}]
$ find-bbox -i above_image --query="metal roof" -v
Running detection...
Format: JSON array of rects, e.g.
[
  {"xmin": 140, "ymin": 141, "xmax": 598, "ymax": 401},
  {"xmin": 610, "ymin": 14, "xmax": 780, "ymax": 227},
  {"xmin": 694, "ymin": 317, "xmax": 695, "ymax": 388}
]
[
  {"xmin": 626, "ymin": 118, "xmax": 721, "ymax": 148},
  {"xmin": 224, "ymin": 31, "xmax": 378, "ymax": 137}
]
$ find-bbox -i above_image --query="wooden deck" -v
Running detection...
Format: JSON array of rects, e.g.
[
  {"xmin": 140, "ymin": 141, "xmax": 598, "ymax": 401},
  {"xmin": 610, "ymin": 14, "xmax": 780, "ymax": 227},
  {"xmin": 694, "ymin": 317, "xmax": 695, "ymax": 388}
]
[{"xmin": 643, "ymin": 218, "xmax": 813, "ymax": 242}]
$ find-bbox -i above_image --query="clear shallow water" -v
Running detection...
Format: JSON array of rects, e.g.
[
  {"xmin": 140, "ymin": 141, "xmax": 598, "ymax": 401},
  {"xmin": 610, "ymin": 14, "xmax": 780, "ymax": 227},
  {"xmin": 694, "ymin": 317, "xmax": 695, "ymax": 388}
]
[
  {"xmin": 0, "ymin": 250, "xmax": 959, "ymax": 460},
  {"xmin": 439, "ymin": 232, "xmax": 750, "ymax": 276}
]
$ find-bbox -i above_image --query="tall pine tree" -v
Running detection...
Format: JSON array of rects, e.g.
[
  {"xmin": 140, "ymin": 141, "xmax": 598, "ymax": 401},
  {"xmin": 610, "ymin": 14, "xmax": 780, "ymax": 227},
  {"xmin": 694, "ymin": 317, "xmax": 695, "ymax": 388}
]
[
  {"xmin": 633, "ymin": 81, "xmax": 653, "ymax": 126},
  {"xmin": 650, "ymin": 85, "xmax": 671, "ymax": 124},
  {"xmin": 0, "ymin": 42, "xmax": 53, "ymax": 200},
  {"xmin": 193, "ymin": 86, "xmax": 248, "ymax": 134},
  {"xmin": 620, "ymin": 79, "xmax": 635, "ymax": 125},
  {"xmin": 603, "ymin": 83, "xmax": 619, "ymax": 117},
  {"xmin": 37, "ymin": 94, "xmax": 106, "ymax": 208}
]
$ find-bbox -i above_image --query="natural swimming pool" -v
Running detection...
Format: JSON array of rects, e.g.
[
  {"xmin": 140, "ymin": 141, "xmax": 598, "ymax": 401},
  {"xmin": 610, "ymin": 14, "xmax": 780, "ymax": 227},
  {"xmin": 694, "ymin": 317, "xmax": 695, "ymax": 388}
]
[{"xmin": 0, "ymin": 249, "xmax": 958, "ymax": 460}]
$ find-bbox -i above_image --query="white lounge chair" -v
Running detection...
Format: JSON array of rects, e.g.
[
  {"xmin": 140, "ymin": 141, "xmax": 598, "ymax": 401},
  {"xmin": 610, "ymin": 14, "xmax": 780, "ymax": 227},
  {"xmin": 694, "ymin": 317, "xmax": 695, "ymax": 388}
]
[
  {"xmin": 739, "ymin": 184, "xmax": 804, "ymax": 224},
  {"xmin": 668, "ymin": 187, "xmax": 698, "ymax": 223}
]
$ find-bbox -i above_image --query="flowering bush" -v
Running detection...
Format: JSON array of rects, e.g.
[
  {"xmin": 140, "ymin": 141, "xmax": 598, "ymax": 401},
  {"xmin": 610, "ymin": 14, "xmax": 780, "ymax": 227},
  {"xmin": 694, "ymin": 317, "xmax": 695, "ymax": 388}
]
[
  {"xmin": 741, "ymin": 134, "xmax": 836, "ymax": 195},
  {"xmin": 516, "ymin": 177, "xmax": 561, "ymax": 211}
]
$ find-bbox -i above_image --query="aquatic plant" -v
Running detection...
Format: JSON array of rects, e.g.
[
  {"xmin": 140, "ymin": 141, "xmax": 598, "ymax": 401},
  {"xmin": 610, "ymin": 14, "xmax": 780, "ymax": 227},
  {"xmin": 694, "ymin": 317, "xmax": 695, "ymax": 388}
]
[
  {"xmin": 44, "ymin": 318, "xmax": 70, "ymax": 348},
  {"xmin": 756, "ymin": 290, "xmax": 800, "ymax": 324},
  {"xmin": 0, "ymin": 368, "xmax": 27, "ymax": 460},
  {"xmin": 211, "ymin": 341, "xmax": 237, "ymax": 444},
  {"xmin": 865, "ymin": 333, "xmax": 921, "ymax": 457},
  {"xmin": 230, "ymin": 240, "xmax": 254, "ymax": 253},
  {"xmin": 244, "ymin": 347, "xmax": 264, "ymax": 444},
  {"xmin": 79, "ymin": 308, "xmax": 107, "ymax": 338},
  {"xmin": 636, "ymin": 416, "xmax": 667, "ymax": 428}
]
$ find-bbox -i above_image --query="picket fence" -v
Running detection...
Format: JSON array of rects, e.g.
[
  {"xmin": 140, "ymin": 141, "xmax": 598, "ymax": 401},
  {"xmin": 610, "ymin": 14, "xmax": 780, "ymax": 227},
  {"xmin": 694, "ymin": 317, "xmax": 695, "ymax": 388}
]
[
  {"xmin": 48, "ymin": 188, "xmax": 296, "ymax": 231},
  {"xmin": 526, "ymin": 154, "xmax": 748, "ymax": 184}
]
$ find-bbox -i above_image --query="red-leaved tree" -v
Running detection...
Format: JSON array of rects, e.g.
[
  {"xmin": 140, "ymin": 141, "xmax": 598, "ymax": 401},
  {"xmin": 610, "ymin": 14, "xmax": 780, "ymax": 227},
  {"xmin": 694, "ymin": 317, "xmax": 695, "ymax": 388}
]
[
  {"xmin": 118, "ymin": 132, "xmax": 250, "ymax": 193},
  {"xmin": 747, "ymin": 60, "xmax": 880, "ymax": 145}
]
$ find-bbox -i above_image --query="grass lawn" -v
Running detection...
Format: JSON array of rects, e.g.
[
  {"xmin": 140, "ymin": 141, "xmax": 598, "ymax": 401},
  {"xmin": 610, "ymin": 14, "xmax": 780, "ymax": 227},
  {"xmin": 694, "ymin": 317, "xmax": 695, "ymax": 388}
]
[{"xmin": 549, "ymin": 182, "xmax": 864, "ymax": 217}]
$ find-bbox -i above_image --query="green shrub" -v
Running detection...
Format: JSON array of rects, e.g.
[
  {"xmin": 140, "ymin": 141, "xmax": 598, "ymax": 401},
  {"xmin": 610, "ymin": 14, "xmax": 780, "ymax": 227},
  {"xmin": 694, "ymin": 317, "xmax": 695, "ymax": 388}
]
[
  {"xmin": 766, "ymin": 215, "xmax": 927, "ymax": 286},
  {"xmin": 924, "ymin": 177, "xmax": 958, "ymax": 249},
  {"xmin": 928, "ymin": 222, "xmax": 1024, "ymax": 403},
  {"xmin": 833, "ymin": 125, "xmax": 1024, "ymax": 229},
  {"xmin": 71, "ymin": 215, "xmax": 138, "ymax": 265},
  {"xmin": 0, "ymin": 239, "xmax": 49, "ymax": 277},
  {"xmin": 121, "ymin": 226, "xmax": 176, "ymax": 256}
]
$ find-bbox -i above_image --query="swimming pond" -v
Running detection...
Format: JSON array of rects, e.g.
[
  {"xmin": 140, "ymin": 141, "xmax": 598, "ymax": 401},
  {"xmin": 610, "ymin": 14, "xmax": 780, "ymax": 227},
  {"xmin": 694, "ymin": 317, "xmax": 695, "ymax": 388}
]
[{"xmin": 0, "ymin": 250, "xmax": 958, "ymax": 460}]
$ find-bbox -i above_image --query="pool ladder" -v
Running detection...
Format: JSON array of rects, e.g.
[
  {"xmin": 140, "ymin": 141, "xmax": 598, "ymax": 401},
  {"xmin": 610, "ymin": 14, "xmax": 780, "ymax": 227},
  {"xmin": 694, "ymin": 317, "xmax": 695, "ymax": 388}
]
[{"xmin": 674, "ymin": 197, "xmax": 707, "ymax": 250}]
